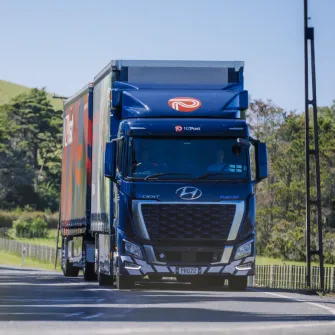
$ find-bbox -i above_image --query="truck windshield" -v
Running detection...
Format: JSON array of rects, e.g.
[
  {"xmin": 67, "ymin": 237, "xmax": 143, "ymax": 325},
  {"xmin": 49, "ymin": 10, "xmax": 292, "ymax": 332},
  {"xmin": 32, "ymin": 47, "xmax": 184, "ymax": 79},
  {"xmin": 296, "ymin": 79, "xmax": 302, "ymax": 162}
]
[{"xmin": 126, "ymin": 137, "xmax": 249, "ymax": 180}]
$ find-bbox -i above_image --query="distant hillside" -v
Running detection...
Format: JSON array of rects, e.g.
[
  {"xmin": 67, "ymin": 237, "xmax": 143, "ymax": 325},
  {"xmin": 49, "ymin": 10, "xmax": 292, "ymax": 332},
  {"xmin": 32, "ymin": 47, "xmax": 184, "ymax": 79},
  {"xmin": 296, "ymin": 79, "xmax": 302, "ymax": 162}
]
[{"xmin": 0, "ymin": 80, "xmax": 63, "ymax": 110}]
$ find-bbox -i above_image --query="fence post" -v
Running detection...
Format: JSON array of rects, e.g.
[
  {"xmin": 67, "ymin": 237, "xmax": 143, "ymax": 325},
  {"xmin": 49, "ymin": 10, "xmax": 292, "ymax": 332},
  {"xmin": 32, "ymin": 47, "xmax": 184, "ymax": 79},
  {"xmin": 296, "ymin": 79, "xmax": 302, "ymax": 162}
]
[{"xmin": 21, "ymin": 245, "xmax": 26, "ymax": 267}]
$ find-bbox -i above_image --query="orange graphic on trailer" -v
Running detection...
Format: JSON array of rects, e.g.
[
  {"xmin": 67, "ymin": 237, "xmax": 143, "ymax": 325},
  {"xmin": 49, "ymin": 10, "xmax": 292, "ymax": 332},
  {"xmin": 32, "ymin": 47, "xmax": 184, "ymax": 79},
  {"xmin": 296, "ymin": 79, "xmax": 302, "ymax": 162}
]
[{"xmin": 60, "ymin": 92, "xmax": 89, "ymax": 228}]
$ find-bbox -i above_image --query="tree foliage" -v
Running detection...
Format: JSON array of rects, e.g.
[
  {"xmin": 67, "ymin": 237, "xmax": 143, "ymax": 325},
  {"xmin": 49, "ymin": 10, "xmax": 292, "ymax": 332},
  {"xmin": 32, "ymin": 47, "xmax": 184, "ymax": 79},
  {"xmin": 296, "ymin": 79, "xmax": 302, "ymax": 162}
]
[
  {"xmin": 249, "ymin": 99, "xmax": 335, "ymax": 262},
  {"xmin": 0, "ymin": 88, "xmax": 62, "ymax": 211}
]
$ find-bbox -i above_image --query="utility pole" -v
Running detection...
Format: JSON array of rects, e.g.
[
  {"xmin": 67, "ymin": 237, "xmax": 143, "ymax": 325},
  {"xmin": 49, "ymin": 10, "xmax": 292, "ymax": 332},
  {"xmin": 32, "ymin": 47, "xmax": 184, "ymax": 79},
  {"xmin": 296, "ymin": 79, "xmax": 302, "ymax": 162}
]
[{"xmin": 304, "ymin": 0, "xmax": 324, "ymax": 291}]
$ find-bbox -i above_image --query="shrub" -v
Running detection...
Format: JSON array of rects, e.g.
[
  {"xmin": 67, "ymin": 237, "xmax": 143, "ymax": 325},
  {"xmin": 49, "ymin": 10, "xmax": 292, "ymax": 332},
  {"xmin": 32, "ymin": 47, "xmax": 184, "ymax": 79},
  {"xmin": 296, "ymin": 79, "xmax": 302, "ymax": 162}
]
[
  {"xmin": 13, "ymin": 218, "xmax": 30, "ymax": 237},
  {"xmin": 0, "ymin": 211, "xmax": 15, "ymax": 227},
  {"xmin": 13, "ymin": 216, "xmax": 49, "ymax": 238},
  {"xmin": 0, "ymin": 211, "xmax": 59, "ymax": 229},
  {"xmin": 30, "ymin": 217, "xmax": 48, "ymax": 238}
]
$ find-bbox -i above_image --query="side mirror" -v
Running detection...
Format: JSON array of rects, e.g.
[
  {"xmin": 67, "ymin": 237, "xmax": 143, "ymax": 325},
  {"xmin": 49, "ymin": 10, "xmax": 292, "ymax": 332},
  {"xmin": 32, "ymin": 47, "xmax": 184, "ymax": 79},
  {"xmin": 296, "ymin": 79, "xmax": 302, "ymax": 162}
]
[
  {"xmin": 255, "ymin": 142, "xmax": 268, "ymax": 181},
  {"xmin": 104, "ymin": 141, "xmax": 116, "ymax": 179}
]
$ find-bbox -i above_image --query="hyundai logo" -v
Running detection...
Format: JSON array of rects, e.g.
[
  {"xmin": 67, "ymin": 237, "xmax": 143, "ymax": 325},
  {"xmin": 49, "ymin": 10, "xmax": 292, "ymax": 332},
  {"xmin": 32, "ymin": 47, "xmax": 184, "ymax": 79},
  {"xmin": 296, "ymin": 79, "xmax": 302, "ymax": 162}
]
[{"xmin": 176, "ymin": 186, "xmax": 202, "ymax": 200}]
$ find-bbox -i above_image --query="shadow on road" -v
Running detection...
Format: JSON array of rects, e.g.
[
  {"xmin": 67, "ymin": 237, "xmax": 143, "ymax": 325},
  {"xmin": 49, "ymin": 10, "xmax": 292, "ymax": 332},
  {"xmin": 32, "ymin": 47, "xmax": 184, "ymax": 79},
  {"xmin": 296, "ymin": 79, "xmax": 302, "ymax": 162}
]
[{"xmin": 1, "ymin": 265, "xmax": 335, "ymax": 323}]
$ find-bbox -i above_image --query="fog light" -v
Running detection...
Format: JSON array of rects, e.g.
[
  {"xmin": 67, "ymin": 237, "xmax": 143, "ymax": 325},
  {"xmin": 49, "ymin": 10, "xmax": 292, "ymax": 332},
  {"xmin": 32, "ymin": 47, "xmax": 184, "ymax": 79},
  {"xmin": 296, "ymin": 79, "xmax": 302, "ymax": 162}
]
[
  {"xmin": 235, "ymin": 262, "xmax": 253, "ymax": 271},
  {"xmin": 124, "ymin": 261, "xmax": 142, "ymax": 270}
]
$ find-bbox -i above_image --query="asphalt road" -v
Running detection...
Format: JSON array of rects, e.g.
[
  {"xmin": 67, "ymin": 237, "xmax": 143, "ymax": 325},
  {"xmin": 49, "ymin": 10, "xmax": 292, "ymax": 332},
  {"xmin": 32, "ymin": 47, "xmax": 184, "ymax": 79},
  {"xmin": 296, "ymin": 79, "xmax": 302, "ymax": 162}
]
[{"xmin": 1, "ymin": 266, "xmax": 335, "ymax": 334}]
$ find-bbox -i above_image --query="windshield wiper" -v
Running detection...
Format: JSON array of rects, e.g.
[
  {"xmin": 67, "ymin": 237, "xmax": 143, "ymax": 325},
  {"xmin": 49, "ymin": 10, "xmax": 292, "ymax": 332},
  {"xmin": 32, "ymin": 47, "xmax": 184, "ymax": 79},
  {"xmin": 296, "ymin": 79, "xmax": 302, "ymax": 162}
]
[
  {"xmin": 125, "ymin": 176, "xmax": 145, "ymax": 181},
  {"xmin": 144, "ymin": 172, "xmax": 192, "ymax": 181},
  {"xmin": 195, "ymin": 172, "xmax": 246, "ymax": 181}
]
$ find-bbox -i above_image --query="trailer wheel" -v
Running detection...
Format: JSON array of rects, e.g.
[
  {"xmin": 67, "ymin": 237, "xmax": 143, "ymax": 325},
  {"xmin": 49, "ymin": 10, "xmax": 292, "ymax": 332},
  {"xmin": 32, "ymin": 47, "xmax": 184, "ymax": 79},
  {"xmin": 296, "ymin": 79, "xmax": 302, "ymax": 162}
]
[
  {"xmin": 228, "ymin": 276, "xmax": 247, "ymax": 291},
  {"xmin": 83, "ymin": 261, "xmax": 97, "ymax": 282},
  {"xmin": 62, "ymin": 260, "xmax": 79, "ymax": 277},
  {"xmin": 83, "ymin": 242, "xmax": 97, "ymax": 282}
]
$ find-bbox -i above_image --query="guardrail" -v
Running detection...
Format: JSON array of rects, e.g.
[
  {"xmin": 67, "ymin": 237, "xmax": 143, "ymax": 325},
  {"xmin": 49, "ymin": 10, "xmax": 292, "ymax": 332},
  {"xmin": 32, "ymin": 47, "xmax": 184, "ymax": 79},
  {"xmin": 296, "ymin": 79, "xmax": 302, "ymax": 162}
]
[{"xmin": 254, "ymin": 265, "xmax": 335, "ymax": 291}]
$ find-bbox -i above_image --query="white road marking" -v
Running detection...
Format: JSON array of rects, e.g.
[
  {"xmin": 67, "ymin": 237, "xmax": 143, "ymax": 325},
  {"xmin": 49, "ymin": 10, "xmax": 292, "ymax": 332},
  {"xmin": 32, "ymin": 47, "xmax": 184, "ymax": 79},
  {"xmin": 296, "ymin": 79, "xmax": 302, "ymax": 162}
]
[
  {"xmin": 81, "ymin": 312, "xmax": 105, "ymax": 319},
  {"xmin": 1, "ymin": 298, "xmax": 101, "ymax": 303},
  {"xmin": 249, "ymin": 288, "xmax": 335, "ymax": 315},
  {"xmin": 0, "ymin": 282, "xmax": 84, "ymax": 286},
  {"xmin": 64, "ymin": 312, "xmax": 85, "ymax": 317},
  {"xmin": 0, "ymin": 312, "xmax": 64, "ymax": 315},
  {"xmin": 89, "ymin": 321, "xmax": 335, "ymax": 333}
]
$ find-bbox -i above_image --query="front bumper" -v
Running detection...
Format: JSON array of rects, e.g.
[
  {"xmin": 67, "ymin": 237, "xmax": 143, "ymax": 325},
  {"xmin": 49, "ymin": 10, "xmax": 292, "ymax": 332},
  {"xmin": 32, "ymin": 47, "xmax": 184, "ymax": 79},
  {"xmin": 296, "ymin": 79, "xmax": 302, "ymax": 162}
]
[{"xmin": 120, "ymin": 255, "xmax": 255, "ymax": 277}]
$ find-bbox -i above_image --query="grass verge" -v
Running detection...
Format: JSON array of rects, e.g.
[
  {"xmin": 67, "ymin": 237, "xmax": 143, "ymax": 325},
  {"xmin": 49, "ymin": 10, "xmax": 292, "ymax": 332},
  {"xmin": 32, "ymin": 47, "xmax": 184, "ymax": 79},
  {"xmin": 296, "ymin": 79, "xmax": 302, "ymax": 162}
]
[
  {"xmin": 7, "ymin": 228, "xmax": 58, "ymax": 247},
  {"xmin": 0, "ymin": 250, "xmax": 61, "ymax": 271}
]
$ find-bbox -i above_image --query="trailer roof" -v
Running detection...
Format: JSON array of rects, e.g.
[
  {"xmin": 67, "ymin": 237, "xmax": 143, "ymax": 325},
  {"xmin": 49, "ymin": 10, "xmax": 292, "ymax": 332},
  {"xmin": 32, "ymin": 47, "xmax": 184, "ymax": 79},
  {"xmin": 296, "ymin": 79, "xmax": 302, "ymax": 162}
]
[
  {"xmin": 94, "ymin": 60, "xmax": 244, "ymax": 84},
  {"xmin": 64, "ymin": 83, "xmax": 92, "ymax": 107}
]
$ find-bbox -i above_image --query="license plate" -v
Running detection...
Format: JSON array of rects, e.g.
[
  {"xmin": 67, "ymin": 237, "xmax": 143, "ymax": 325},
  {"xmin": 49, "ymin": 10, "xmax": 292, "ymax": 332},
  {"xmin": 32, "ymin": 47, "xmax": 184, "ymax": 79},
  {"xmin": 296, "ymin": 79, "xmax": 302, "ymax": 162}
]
[{"xmin": 176, "ymin": 267, "xmax": 201, "ymax": 275}]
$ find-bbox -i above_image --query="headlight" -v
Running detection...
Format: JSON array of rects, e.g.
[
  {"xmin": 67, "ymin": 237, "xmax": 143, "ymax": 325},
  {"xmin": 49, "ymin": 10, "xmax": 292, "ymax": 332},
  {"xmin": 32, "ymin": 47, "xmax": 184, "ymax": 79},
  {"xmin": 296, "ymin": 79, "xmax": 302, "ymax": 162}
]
[
  {"xmin": 124, "ymin": 240, "xmax": 143, "ymax": 259},
  {"xmin": 234, "ymin": 240, "xmax": 252, "ymax": 260}
]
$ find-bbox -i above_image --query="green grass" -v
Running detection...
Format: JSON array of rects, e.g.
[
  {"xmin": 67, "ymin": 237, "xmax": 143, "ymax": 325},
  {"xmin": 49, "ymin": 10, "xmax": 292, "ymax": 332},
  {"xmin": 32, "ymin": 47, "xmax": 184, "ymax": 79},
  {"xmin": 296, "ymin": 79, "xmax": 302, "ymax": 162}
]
[
  {"xmin": 0, "ymin": 80, "xmax": 63, "ymax": 110},
  {"xmin": 0, "ymin": 250, "xmax": 60, "ymax": 271},
  {"xmin": 7, "ymin": 228, "xmax": 59, "ymax": 248}
]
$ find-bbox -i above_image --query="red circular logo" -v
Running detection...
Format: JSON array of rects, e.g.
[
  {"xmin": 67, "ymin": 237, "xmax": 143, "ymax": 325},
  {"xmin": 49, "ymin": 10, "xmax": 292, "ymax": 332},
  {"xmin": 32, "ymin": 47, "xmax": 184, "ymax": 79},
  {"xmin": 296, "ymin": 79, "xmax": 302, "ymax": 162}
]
[
  {"xmin": 168, "ymin": 97, "xmax": 202, "ymax": 112},
  {"xmin": 175, "ymin": 125, "xmax": 183, "ymax": 132}
]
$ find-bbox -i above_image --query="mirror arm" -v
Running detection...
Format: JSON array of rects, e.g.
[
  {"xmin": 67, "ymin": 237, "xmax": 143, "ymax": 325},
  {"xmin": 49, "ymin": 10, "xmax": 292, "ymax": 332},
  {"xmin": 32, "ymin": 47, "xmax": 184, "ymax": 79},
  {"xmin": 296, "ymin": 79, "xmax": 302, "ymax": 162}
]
[
  {"xmin": 248, "ymin": 136, "xmax": 259, "ymax": 146},
  {"xmin": 111, "ymin": 136, "xmax": 124, "ymax": 143}
]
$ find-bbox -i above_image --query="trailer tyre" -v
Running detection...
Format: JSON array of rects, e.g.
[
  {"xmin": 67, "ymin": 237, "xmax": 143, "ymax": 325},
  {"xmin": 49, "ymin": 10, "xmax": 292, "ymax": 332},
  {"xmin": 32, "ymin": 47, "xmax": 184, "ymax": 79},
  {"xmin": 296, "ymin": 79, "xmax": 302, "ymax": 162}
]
[
  {"xmin": 228, "ymin": 276, "xmax": 247, "ymax": 291},
  {"xmin": 62, "ymin": 260, "xmax": 79, "ymax": 277},
  {"xmin": 83, "ymin": 261, "xmax": 97, "ymax": 282},
  {"xmin": 83, "ymin": 242, "xmax": 97, "ymax": 282}
]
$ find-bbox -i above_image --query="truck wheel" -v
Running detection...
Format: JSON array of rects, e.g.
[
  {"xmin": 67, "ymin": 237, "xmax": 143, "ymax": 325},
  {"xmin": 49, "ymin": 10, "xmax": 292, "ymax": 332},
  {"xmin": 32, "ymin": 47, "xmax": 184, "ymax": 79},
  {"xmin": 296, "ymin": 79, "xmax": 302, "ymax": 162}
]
[
  {"xmin": 98, "ymin": 270, "xmax": 114, "ymax": 286},
  {"xmin": 228, "ymin": 276, "xmax": 247, "ymax": 291},
  {"xmin": 116, "ymin": 274, "xmax": 135, "ymax": 290},
  {"xmin": 62, "ymin": 260, "xmax": 79, "ymax": 277},
  {"xmin": 83, "ymin": 261, "xmax": 97, "ymax": 282}
]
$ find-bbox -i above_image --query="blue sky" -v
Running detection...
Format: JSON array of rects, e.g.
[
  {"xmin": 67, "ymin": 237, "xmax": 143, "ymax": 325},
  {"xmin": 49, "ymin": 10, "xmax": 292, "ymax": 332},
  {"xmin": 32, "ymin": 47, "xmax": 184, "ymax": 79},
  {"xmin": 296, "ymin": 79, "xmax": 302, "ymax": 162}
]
[{"xmin": 0, "ymin": 0, "xmax": 334, "ymax": 112}]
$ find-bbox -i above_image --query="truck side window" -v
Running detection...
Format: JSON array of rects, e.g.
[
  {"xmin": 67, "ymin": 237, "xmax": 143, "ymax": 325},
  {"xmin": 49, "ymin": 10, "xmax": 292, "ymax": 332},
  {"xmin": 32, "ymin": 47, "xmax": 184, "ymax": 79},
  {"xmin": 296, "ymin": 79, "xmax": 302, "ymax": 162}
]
[{"xmin": 116, "ymin": 140, "xmax": 123, "ymax": 176}]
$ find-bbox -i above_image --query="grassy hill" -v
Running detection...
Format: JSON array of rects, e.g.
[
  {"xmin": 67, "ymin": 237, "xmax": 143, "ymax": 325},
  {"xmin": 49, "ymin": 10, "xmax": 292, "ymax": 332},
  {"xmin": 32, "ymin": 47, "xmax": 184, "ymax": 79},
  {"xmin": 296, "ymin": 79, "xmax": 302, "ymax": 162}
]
[{"xmin": 0, "ymin": 80, "xmax": 63, "ymax": 110}]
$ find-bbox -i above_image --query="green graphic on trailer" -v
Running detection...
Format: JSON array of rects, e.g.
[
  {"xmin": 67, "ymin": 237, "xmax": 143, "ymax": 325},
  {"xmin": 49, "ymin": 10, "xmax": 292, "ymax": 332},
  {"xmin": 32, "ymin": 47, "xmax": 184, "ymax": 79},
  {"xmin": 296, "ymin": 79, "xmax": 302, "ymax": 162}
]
[{"xmin": 91, "ymin": 74, "xmax": 111, "ymax": 232}]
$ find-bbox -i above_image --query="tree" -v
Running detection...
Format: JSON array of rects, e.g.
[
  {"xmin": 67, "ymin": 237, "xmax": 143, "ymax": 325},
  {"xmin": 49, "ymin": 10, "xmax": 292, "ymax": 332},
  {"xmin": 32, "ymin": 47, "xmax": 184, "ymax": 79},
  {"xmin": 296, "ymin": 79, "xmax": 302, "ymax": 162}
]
[{"xmin": 0, "ymin": 88, "xmax": 63, "ymax": 211}]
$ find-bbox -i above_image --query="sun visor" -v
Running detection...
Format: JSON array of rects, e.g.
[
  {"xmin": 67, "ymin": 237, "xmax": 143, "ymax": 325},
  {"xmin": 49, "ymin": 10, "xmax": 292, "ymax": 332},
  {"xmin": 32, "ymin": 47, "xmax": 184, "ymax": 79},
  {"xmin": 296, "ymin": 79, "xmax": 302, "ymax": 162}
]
[{"xmin": 122, "ymin": 118, "xmax": 248, "ymax": 137}]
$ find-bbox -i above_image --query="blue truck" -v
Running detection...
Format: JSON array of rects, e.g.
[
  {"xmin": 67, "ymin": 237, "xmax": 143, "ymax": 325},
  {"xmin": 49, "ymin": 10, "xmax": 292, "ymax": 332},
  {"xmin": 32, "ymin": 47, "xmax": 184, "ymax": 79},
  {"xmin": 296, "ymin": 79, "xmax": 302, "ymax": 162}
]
[{"xmin": 59, "ymin": 60, "xmax": 268, "ymax": 290}]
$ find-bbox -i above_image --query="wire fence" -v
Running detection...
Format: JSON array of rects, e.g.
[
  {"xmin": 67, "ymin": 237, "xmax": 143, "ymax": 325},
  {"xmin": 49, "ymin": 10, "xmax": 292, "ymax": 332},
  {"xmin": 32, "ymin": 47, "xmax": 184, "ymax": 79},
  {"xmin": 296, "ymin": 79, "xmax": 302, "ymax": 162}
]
[{"xmin": 0, "ymin": 237, "xmax": 59, "ymax": 264}]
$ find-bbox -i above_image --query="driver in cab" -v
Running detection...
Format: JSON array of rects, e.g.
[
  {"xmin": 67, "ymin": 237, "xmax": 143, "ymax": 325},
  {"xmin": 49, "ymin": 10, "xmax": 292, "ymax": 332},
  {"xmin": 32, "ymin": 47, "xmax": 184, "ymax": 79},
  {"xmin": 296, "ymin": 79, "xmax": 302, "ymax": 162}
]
[
  {"xmin": 207, "ymin": 149, "xmax": 228, "ymax": 173},
  {"xmin": 132, "ymin": 151, "xmax": 167, "ymax": 175}
]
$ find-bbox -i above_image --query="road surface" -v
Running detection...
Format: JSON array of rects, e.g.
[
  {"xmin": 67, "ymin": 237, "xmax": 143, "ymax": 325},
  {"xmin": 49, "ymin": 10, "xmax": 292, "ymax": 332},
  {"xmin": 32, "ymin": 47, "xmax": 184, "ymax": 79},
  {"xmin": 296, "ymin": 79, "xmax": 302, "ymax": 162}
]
[{"xmin": 1, "ymin": 265, "xmax": 335, "ymax": 334}]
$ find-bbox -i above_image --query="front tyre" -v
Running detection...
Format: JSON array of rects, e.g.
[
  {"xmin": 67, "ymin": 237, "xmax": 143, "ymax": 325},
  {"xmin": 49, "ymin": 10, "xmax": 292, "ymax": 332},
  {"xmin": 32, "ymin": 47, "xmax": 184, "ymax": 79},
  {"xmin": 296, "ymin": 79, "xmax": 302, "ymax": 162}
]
[
  {"xmin": 228, "ymin": 276, "xmax": 247, "ymax": 291},
  {"xmin": 98, "ymin": 270, "xmax": 114, "ymax": 286},
  {"xmin": 116, "ymin": 273, "xmax": 135, "ymax": 290}
]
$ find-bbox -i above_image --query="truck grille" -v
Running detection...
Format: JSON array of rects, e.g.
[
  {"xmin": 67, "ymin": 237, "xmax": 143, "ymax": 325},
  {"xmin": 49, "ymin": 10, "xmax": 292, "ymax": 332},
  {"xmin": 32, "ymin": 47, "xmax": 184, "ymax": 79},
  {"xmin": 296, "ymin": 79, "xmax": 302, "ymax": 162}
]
[{"xmin": 141, "ymin": 204, "xmax": 236, "ymax": 240}]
